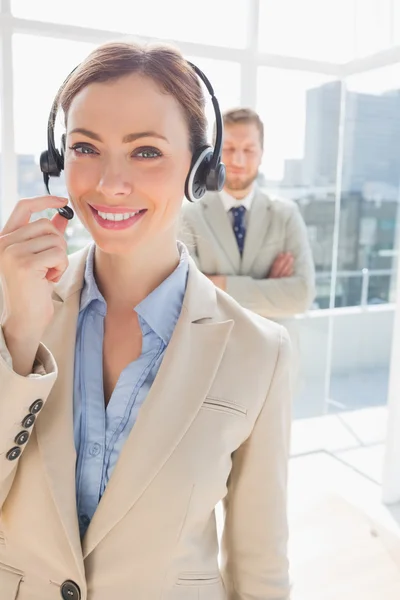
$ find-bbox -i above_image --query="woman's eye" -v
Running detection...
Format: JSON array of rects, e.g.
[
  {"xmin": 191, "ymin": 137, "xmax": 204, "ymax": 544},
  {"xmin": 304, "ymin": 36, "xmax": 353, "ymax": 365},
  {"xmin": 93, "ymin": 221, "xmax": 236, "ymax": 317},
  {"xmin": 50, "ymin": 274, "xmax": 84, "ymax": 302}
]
[
  {"xmin": 69, "ymin": 144, "xmax": 97, "ymax": 155},
  {"xmin": 134, "ymin": 147, "xmax": 162, "ymax": 159}
]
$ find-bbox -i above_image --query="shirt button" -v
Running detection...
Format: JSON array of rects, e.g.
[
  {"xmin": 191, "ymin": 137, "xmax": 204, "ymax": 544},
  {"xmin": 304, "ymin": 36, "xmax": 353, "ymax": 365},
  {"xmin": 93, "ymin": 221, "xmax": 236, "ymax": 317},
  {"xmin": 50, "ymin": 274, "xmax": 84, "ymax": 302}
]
[
  {"xmin": 89, "ymin": 443, "xmax": 101, "ymax": 457},
  {"xmin": 79, "ymin": 514, "xmax": 90, "ymax": 528}
]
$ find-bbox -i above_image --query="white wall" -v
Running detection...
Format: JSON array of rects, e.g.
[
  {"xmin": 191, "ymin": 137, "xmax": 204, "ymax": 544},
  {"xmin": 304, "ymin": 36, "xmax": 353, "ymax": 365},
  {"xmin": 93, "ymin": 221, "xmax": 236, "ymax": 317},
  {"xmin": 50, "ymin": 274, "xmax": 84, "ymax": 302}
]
[{"xmin": 281, "ymin": 305, "xmax": 394, "ymax": 418}]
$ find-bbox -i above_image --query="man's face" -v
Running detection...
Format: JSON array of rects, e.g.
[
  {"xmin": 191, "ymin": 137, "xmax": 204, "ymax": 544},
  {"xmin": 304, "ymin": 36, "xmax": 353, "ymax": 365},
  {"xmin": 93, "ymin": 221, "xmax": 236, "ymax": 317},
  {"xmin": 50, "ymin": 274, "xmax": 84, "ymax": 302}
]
[{"xmin": 222, "ymin": 122, "xmax": 263, "ymax": 193}]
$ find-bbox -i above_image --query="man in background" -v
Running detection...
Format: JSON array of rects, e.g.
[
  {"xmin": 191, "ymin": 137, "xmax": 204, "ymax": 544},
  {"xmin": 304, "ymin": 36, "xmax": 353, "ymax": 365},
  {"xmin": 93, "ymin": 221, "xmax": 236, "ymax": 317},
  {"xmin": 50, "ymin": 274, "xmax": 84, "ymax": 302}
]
[{"xmin": 180, "ymin": 108, "xmax": 315, "ymax": 319}]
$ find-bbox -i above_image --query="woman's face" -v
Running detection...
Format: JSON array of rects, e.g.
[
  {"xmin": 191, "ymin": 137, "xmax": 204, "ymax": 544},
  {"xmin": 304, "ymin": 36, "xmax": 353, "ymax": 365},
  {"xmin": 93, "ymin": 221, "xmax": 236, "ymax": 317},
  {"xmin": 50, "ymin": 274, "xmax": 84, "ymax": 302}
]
[{"xmin": 64, "ymin": 74, "xmax": 192, "ymax": 255}]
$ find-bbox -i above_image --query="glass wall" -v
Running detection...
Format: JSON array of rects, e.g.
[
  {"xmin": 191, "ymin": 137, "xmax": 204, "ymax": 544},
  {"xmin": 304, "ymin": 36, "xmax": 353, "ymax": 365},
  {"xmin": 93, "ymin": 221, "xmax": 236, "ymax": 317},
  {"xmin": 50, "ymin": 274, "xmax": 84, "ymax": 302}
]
[
  {"xmin": 328, "ymin": 64, "xmax": 400, "ymax": 413},
  {"xmin": 12, "ymin": 34, "xmax": 95, "ymax": 250},
  {"xmin": 11, "ymin": 0, "xmax": 249, "ymax": 48},
  {"xmin": 256, "ymin": 68, "xmax": 340, "ymax": 417},
  {"xmin": 259, "ymin": 0, "xmax": 395, "ymax": 62},
  {"xmin": 185, "ymin": 57, "xmax": 241, "ymax": 137},
  {"xmin": 258, "ymin": 0, "xmax": 354, "ymax": 63},
  {"xmin": 3, "ymin": 0, "xmax": 400, "ymax": 419}
]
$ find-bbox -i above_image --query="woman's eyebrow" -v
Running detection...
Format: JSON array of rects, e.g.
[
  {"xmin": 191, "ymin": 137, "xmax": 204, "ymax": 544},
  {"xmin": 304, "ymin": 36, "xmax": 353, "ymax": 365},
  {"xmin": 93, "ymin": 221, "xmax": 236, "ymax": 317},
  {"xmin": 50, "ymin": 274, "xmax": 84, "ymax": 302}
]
[{"xmin": 69, "ymin": 128, "xmax": 169, "ymax": 143}]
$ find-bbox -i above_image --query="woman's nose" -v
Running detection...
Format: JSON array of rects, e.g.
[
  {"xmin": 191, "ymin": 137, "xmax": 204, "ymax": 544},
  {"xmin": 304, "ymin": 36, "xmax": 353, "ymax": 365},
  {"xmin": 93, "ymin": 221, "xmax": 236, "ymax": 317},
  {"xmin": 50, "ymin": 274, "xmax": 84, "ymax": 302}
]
[{"xmin": 96, "ymin": 162, "xmax": 133, "ymax": 197}]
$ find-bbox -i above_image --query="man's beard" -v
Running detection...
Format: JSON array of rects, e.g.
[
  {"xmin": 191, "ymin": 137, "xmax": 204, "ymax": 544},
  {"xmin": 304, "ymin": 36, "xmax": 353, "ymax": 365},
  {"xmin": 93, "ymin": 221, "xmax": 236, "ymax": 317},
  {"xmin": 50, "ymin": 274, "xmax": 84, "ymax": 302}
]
[{"xmin": 224, "ymin": 172, "xmax": 257, "ymax": 192}]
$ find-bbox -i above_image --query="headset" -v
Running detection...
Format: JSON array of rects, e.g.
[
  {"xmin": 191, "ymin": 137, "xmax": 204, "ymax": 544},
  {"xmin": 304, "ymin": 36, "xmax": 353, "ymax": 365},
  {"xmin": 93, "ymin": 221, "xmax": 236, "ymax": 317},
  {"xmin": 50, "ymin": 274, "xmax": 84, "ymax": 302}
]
[{"xmin": 40, "ymin": 60, "xmax": 226, "ymax": 220}]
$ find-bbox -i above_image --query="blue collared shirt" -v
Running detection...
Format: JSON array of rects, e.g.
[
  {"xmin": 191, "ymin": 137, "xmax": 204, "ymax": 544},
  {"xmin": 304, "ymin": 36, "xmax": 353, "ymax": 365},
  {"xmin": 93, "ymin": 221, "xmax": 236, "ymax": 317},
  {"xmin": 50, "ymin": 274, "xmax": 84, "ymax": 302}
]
[{"xmin": 73, "ymin": 242, "xmax": 189, "ymax": 537}]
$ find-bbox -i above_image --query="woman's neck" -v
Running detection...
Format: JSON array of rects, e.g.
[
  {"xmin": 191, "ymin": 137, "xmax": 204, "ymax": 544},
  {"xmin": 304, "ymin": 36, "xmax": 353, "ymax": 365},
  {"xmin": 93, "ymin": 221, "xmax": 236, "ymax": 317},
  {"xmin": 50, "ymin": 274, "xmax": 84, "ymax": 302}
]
[{"xmin": 93, "ymin": 236, "xmax": 180, "ymax": 312}]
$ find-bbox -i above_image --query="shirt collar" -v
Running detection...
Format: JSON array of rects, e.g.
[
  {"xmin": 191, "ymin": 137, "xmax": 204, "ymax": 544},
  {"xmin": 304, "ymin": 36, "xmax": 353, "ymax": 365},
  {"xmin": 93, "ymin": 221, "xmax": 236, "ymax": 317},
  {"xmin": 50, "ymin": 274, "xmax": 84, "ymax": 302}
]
[
  {"xmin": 135, "ymin": 243, "xmax": 188, "ymax": 345},
  {"xmin": 79, "ymin": 241, "xmax": 189, "ymax": 346},
  {"xmin": 80, "ymin": 242, "xmax": 103, "ymax": 313},
  {"xmin": 219, "ymin": 184, "xmax": 256, "ymax": 213}
]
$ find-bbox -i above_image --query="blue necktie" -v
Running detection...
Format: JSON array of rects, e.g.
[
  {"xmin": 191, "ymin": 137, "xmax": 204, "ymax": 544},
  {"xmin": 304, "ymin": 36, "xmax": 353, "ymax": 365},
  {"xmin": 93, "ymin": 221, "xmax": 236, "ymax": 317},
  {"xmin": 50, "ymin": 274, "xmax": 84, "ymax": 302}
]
[{"xmin": 230, "ymin": 206, "xmax": 246, "ymax": 256}]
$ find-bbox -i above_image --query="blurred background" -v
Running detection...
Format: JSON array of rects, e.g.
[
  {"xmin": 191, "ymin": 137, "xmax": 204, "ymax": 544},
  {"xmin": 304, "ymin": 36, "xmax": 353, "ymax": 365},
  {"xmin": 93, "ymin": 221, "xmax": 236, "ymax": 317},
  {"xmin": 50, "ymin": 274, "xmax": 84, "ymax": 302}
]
[{"xmin": 2, "ymin": 2, "xmax": 400, "ymax": 596}]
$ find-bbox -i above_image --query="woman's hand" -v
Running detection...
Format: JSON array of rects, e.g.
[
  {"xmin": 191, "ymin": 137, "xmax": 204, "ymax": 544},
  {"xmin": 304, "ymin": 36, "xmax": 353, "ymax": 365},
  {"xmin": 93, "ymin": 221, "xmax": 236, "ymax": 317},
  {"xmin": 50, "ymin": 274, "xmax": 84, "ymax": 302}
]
[{"xmin": 0, "ymin": 196, "xmax": 70, "ymax": 375}]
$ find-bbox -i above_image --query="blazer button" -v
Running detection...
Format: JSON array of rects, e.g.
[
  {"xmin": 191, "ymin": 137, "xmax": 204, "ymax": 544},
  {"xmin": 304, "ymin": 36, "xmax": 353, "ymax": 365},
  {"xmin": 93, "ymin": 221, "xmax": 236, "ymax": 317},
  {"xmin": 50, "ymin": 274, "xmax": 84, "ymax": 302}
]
[
  {"xmin": 6, "ymin": 447, "xmax": 21, "ymax": 461},
  {"xmin": 60, "ymin": 580, "xmax": 81, "ymax": 600},
  {"xmin": 21, "ymin": 414, "xmax": 36, "ymax": 429},
  {"xmin": 29, "ymin": 399, "xmax": 44, "ymax": 414},
  {"xmin": 14, "ymin": 430, "xmax": 29, "ymax": 445}
]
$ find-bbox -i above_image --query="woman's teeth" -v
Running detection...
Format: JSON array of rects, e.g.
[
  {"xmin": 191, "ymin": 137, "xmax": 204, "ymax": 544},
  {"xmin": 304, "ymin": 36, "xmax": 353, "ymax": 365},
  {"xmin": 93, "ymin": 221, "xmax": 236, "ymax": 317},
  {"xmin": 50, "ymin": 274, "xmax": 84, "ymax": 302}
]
[{"xmin": 97, "ymin": 210, "xmax": 141, "ymax": 221}]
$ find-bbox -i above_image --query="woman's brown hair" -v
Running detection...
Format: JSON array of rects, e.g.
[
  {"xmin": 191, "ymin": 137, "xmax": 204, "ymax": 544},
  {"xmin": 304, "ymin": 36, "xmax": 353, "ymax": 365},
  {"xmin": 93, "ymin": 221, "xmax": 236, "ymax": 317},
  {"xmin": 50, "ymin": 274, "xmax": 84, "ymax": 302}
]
[{"xmin": 59, "ymin": 41, "xmax": 208, "ymax": 153}]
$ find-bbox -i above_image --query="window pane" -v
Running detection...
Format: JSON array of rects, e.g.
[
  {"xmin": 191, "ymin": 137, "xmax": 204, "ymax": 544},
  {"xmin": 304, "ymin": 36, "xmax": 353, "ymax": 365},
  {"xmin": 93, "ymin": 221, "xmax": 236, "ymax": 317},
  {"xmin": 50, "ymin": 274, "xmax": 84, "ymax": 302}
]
[
  {"xmin": 354, "ymin": 0, "xmax": 393, "ymax": 58},
  {"xmin": 11, "ymin": 0, "xmax": 248, "ymax": 49},
  {"xmin": 13, "ymin": 35, "xmax": 95, "ymax": 251},
  {"xmin": 329, "ymin": 66, "xmax": 400, "ymax": 413},
  {"xmin": 340, "ymin": 65, "xmax": 400, "ymax": 308},
  {"xmin": 394, "ymin": 0, "xmax": 400, "ymax": 45},
  {"xmin": 257, "ymin": 67, "xmax": 338, "ymax": 418},
  {"xmin": 257, "ymin": 68, "xmax": 335, "ymax": 187},
  {"xmin": 259, "ymin": 0, "xmax": 393, "ymax": 62},
  {"xmin": 258, "ymin": 0, "xmax": 354, "ymax": 63},
  {"xmin": 186, "ymin": 57, "xmax": 241, "ymax": 139},
  {"xmin": 257, "ymin": 67, "xmax": 336, "ymax": 310}
]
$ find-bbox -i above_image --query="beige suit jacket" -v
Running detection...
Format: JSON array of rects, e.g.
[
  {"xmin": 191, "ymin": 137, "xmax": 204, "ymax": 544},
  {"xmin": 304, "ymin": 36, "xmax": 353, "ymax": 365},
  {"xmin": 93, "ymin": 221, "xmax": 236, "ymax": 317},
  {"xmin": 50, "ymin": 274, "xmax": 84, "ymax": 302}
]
[
  {"xmin": 180, "ymin": 189, "xmax": 316, "ymax": 319},
  {"xmin": 0, "ymin": 245, "xmax": 292, "ymax": 600}
]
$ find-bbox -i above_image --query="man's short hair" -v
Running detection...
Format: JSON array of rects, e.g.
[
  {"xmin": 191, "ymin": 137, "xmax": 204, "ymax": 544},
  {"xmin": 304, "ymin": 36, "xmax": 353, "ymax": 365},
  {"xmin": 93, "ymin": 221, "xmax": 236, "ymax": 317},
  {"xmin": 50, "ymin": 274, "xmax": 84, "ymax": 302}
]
[{"xmin": 222, "ymin": 108, "xmax": 264, "ymax": 149}]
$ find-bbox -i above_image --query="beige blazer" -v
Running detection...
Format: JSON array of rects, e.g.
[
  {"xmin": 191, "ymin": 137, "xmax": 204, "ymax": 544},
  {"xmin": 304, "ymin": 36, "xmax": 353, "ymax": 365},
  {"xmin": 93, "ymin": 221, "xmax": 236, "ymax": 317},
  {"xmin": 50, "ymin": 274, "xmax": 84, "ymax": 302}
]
[
  {"xmin": 180, "ymin": 189, "xmax": 316, "ymax": 319},
  {"xmin": 0, "ymin": 245, "xmax": 292, "ymax": 600}
]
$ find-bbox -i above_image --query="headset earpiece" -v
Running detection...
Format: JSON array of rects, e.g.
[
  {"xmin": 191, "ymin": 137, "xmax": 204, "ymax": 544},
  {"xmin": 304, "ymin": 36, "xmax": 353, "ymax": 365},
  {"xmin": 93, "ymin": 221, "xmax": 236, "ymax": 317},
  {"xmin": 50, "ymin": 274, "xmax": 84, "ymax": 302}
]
[
  {"xmin": 184, "ymin": 146, "xmax": 213, "ymax": 203},
  {"xmin": 40, "ymin": 68, "xmax": 79, "ymax": 194},
  {"xmin": 39, "ymin": 145, "xmax": 63, "ymax": 178},
  {"xmin": 185, "ymin": 63, "xmax": 226, "ymax": 202},
  {"xmin": 206, "ymin": 162, "xmax": 226, "ymax": 193},
  {"xmin": 184, "ymin": 146, "xmax": 226, "ymax": 202}
]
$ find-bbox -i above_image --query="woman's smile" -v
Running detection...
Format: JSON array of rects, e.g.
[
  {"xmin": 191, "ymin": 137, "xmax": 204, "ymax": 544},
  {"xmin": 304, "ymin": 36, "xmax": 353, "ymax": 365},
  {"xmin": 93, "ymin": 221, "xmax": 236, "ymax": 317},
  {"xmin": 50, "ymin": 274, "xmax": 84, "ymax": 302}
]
[{"xmin": 88, "ymin": 203, "xmax": 148, "ymax": 231}]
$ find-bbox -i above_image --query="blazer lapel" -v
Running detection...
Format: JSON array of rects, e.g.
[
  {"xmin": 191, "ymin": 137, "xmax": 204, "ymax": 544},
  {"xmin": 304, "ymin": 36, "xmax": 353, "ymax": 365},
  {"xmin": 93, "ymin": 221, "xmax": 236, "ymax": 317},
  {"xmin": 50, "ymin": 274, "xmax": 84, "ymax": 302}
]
[
  {"xmin": 202, "ymin": 193, "xmax": 241, "ymax": 273},
  {"xmin": 241, "ymin": 191, "xmax": 271, "ymax": 274},
  {"xmin": 35, "ymin": 245, "xmax": 90, "ymax": 578},
  {"xmin": 82, "ymin": 260, "xmax": 234, "ymax": 558}
]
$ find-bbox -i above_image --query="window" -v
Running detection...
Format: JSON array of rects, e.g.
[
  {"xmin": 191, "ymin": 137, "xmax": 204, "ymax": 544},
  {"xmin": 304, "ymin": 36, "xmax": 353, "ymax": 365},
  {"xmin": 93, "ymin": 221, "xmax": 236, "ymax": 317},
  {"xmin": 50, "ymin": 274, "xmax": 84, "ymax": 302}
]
[
  {"xmin": 5, "ymin": 0, "xmax": 399, "ymax": 421},
  {"xmin": 13, "ymin": 35, "xmax": 95, "ymax": 158},
  {"xmin": 257, "ymin": 67, "xmax": 335, "ymax": 185},
  {"xmin": 12, "ymin": 0, "xmax": 248, "ymax": 49},
  {"xmin": 257, "ymin": 67, "xmax": 339, "ymax": 417},
  {"xmin": 13, "ymin": 35, "xmax": 95, "ymax": 250},
  {"xmin": 337, "ymin": 65, "xmax": 400, "ymax": 308},
  {"xmin": 186, "ymin": 57, "xmax": 241, "ymax": 140},
  {"xmin": 256, "ymin": 67, "xmax": 343, "ymax": 315},
  {"xmin": 354, "ymin": 0, "xmax": 393, "ymax": 58},
  {"xmin": 258, "ymin": 0, "xmax": 354, "ymax": 63},
  {"xmin": 259, "ymin": 0, "xmax": 394, "ymax": 63},
  {"xmin": 325, "ymin": 65, "xmax": 400, "ymax": 412}
]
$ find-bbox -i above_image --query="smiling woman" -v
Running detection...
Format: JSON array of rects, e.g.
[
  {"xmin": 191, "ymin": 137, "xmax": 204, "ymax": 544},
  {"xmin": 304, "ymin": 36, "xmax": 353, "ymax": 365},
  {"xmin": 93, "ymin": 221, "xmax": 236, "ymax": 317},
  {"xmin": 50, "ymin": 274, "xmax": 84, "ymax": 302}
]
[
  {"xmin": 56, "ymin": 43, "xmax": 208, "ymax": 261},
  {"xmin": 0, "ymin": 40, "xmax": 292, "ymax": 600},
  {"xmin": 63, "ymin": 72, "xmax": 193, "ymax": 257}
]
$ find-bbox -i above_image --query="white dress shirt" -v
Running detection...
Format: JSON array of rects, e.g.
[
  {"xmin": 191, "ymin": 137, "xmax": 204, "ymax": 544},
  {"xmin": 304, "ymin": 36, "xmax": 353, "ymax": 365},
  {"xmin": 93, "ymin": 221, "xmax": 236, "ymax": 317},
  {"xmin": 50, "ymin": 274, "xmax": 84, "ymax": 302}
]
[{"xmin": 219, "ymin": 186, "xmax": 256, "ymax": 225}]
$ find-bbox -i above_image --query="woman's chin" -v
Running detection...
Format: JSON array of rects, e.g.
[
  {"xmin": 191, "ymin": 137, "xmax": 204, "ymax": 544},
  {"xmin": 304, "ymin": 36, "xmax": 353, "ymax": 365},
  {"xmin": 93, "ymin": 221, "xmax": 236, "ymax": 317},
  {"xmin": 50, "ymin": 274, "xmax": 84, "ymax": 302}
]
[{"xmin": 90, "ymin": 230, "xmax": 145, "ymax": 256}]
